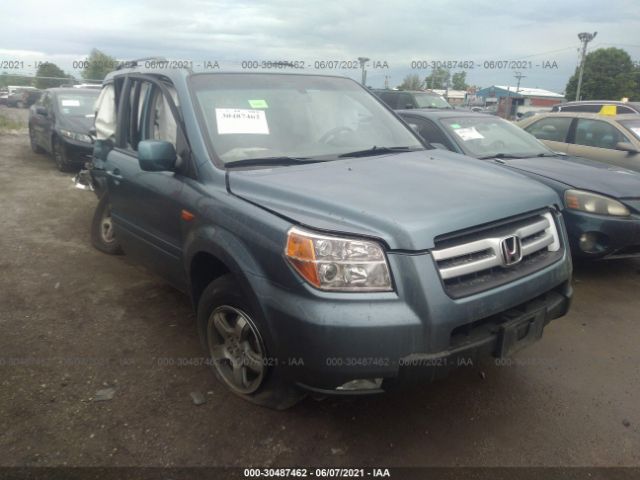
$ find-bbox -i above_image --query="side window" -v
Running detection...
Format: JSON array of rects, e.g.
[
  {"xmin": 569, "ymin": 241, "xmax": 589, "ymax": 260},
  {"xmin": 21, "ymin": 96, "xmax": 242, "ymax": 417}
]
[
  {"xmin": 397, "ymin": 93, "xmax": 414, "ymax": 109},
  {"xmin": 563, "ymin": 104, "xmax": 601, "ymax": 113},
  {"xmin": 148, "ymin": 85, "xmax": 179, "ymax": 148},
  {"xmin": 524, "ymin": 117, "xmax": 572, "ymax": 142},
  {"xmin": 408, "ymin": 117, "xmax": 455, "ymax": 150},
  {"xmin": 617, "ymin": 106, "xmax": 635, "ymax": 114},
  {"xmin": 378, "ymin": 92, "xmax": 397, "ymax": 109},
  {"xmin": 573, "ymin": 119, "xmax": 631, "ymax": 149},
  {"xmin": 124, "ymin": 80, "xmax": 153, "ymax": 151},
  {"xmin": 121, "ymin": 79, "xmax": 177, "ymax": 152}
]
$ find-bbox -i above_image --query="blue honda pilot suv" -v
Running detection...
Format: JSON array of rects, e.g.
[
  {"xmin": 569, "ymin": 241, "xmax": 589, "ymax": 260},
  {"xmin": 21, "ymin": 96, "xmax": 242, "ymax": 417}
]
[{"xmin": 83, "ymin": 64, "xmax": 572, "ymax": 409}]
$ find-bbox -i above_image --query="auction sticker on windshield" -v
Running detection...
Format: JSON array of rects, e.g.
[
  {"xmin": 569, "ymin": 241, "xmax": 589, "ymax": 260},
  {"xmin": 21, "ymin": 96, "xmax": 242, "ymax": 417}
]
[
  {"xmin": 454, "ymin": 127, "xmax": 484, "ymax": 141},
  {"xmin": 215, "ymin": 108, "xmax": 269, "ymax": 135},
  {"xmin": 61, "ymin": 99, "xmax": 80, "ymax": 107}
]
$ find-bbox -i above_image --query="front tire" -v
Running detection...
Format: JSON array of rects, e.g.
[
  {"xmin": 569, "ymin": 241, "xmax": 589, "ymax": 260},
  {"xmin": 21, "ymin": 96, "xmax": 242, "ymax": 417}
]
[
  {"xmin": 52, "ymin": 137, "xmax": 73, "ymax": 172},
  {"xmin": 29, "ymin": 127, "xmax": 45, "ymax": 153},
  {"xmin": 197, "ymin": 275, "xmax": 305, "ymax": 410},
  {"xmin": 91, "ymin": 194, "xmax": 123, "ymax": 255}
]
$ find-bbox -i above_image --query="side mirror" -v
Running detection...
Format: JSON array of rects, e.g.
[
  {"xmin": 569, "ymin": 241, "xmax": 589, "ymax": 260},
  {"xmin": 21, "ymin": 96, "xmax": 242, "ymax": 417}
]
[
  {"xmin": 36, "ymin": 106, "xmax": 47, "ymax": 116},
  {"xmin": 138, "ymin": 140, "xmax": 177, "ymax": 172},
  {"xmin": 615, "ymin": 142, "xmax": 639, "ymax": 154}
]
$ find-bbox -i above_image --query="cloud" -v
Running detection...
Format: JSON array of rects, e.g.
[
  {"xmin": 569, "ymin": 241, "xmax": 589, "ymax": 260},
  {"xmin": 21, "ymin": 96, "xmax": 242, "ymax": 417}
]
[{"xmin": 1, "ymin": 0, "xmax": 638, "ymax": 91}]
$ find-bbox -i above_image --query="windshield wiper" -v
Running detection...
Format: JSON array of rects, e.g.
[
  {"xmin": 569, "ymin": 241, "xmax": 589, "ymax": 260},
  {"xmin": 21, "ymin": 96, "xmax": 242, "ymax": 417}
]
[
  {"xmin": 338, "ymin": 146, "xmax": 423, "ymax": 158},
  {"xmin": 477, "ymin": 153, "xmax": 527, "ymax": 160},
  {"xmin": 224, "ymin": 156, "xmax": 323, "ymax": 169}
]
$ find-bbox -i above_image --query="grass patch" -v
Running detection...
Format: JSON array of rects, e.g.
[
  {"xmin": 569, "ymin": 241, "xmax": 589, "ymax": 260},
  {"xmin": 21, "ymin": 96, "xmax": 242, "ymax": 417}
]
[{"xmin": 0, "ymin": 113, "xmax": 25, "ymax": 131}]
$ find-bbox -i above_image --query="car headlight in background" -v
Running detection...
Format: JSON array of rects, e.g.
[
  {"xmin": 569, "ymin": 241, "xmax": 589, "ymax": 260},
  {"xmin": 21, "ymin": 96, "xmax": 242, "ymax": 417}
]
[
  {"xmin": 59, "ymin": 129, "xmax": 92, "ymax": 144},
  {"xmin": 285, "ymin": 227, "xmax": 392, "ymax": 291},
  {"xmin": 564, "ymin": 189, "xmax": 630, "ymax": 217}
]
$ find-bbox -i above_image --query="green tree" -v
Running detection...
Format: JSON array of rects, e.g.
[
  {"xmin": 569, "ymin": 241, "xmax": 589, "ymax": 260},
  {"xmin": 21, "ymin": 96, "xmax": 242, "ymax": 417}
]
[
  {"xmin": 398, "ymin": 73, "xmax": 423, "ymax": 90},
  {"xmin": 565, "ymin": 47, "xmax": 637, "ymax": 101},
  {"xmin": 81, "ymin": 49, "xmax": 118, "ymax": 81},
  {"xmin": 35, "ymin": 62, "xmax": 69, "ymax": 89},
  {"xmin": 451, "ymin": 71, "xmax": 468, "ymax": 90},
  {"xmin": 425, "ymin": 67, "xmax": 450, "ymax": 89}
]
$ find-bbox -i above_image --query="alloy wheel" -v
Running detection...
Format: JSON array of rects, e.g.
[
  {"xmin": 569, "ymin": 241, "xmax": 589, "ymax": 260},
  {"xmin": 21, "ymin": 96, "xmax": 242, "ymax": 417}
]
[{"xmin": 207, "ymin": 305, "xmax": 266, "ymax": 394}]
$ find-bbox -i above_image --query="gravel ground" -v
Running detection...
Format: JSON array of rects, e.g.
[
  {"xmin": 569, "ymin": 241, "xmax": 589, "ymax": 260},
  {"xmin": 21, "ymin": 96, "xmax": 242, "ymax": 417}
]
[{"xmin": 1, "ymin": 107, "xmax": 639, "ymax": 468}]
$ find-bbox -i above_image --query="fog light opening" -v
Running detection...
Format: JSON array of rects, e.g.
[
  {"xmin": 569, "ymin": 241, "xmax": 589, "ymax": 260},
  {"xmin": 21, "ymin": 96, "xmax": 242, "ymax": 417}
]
[
  {"xmin": 336, "ymin": 378, "xmax": 383, "ymax": 391},
  {"xmin": 579, "ymin": 232, "xmax": 608, "ymax": 254}
]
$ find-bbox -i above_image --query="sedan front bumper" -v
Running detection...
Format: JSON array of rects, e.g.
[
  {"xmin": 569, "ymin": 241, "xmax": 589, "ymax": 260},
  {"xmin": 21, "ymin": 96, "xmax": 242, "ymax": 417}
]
[{"xmin": 564, "ymin": 210, "xmax": 640, "ymax": 259}]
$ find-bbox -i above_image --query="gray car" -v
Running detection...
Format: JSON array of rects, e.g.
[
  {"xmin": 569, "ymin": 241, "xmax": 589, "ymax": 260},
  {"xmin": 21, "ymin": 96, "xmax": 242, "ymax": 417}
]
[{"xmin": 82, "ymin": 65, "xmax": 572, "ymax": 409}]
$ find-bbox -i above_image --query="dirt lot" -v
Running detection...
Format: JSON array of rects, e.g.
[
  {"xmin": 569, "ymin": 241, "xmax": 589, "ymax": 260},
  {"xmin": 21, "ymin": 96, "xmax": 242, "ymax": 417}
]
[{"xmin": 1, "ymin": 105, "xmax": 639, "ymax": 469}]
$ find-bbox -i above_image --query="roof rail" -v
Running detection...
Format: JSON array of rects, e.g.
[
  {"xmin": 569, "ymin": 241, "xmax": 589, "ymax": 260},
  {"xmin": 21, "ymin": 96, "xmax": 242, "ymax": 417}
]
[{"xmin": 116, "ymin": 57, "xmax": 167, "ymax": 70}]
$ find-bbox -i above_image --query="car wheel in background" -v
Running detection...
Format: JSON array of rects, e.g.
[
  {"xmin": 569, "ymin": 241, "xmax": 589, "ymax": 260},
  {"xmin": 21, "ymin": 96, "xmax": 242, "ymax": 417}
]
[
  {"xmin": 197, "ymin": 274, "xmax": 305, "ymax": 410},
  {"xmin": 52, "ymin": 137, "xmax": 73, "ymax": 172},
  {"xmin": 29, "ymin": 128, "xmax": 45, "ymax": 154},
  {"xmin": 91, "ymin": 194, "xmax": 123, "ymax": 255}
]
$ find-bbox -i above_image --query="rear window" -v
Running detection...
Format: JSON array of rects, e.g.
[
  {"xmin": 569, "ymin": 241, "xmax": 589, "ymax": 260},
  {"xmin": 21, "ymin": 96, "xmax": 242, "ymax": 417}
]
[{"xmin": 558, "ymin": 104, "xmax": 601, "ymax": 113}]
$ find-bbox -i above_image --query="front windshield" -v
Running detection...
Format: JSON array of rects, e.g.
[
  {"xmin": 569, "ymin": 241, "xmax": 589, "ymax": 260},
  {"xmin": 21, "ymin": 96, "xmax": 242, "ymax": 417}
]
[
  {"xmin": 190, "ymin": 73, "xmax": 424, "ymax": 164},
  {"xmin": 440, "ymin": 116, "xmax": 552, "ymax": 158},
  {"xmin": 56, "ymin": 93, "xmax": 99, "ymax": 117},
  {"xmin": 620, "ymin": 119, "xmax": 640, "ymax": 141},
  {"xmin": 414, "ymin": 93, "xmax": 452, "ymax": 109}
]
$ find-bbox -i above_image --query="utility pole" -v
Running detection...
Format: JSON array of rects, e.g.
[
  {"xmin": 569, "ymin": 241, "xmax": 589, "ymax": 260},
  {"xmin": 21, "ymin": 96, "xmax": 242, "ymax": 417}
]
[
  {"xmin": 514, "ymin": 71, "xmax": 526, "ymax": 118},
  {"xmin": 357, "ymin": 57, "xmax": 370, "ymax": 86},
  {"xmin": 384, "ymin": 75, "xmax": 390, "ymax": 89},
  {"xmin": 514, "ymin": 72, "xmax": 525, "ymax": 93},
  {"xmin": 445, "ymin": 69, "xmax": 450, "ymax": 98},
  {"xmin": 576, "ymin": 31, "xmax": 597, "ymax": 101}
]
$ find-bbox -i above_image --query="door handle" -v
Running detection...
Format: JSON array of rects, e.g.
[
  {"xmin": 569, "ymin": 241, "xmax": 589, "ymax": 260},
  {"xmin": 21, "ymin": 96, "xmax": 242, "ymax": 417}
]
[{"xmin": 106, "ymin": 168, "xmax": 123, "ymax": 180}]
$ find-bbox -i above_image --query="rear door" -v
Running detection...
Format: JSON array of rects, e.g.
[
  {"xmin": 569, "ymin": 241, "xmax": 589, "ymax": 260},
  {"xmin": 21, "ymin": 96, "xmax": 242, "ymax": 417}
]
[
  {"xmin": 567, "ymin": 118, "xmax": 638, "ymax": 170},
  {"xmin": 105, "ymin": 75, "xmax": 194, "ymax": 290},
  {"xmin": 522, "ymin": 116, "xmax": 573, "ymax": 154}
]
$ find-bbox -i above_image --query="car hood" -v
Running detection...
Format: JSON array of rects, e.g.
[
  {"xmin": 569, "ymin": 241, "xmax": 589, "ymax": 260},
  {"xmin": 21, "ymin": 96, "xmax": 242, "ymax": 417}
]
[
  {"xmin": 501, "ymin": 155, "xmax": 640, "ymax": 198},
  {"xmin": 228, "ymin": 150, "xmax": 560, "ymax": 250},
  {"xmin": 57, "ymin": 115, "xmax": 94, "ymax": 134}
]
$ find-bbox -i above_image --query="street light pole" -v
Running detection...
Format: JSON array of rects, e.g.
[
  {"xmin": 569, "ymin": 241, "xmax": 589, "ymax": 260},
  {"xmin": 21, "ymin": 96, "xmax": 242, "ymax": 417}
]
[
  {"xmin": 576, "ymin": 31, "xmax": 597, "ymax": 101},
  {"xmin": 357, "ymin": 57, "xmax": 370, "ymax": 86}
]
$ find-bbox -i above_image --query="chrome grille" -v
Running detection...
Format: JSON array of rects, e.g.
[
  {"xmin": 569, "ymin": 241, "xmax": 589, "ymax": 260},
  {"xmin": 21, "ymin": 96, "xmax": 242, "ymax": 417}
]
[{"xmin": 432, "ymin": 211, "xmax": 563, "ymax": 298}]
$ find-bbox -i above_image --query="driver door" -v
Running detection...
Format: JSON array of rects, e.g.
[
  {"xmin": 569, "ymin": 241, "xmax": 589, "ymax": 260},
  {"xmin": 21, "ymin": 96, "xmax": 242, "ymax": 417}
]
[{"xmin": 105, "ymin": 75, "xmax": 193, "ymax": 290}]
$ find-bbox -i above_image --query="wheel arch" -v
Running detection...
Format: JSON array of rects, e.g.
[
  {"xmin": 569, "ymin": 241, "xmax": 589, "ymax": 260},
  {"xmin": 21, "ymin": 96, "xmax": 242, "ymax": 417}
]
[{"xmin": 184, "ymin": 226, "xmax": 266, "ymax": 319}]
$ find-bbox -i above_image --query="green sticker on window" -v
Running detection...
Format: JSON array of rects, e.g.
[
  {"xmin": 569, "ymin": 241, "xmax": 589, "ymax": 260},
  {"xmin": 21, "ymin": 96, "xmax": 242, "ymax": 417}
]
[
  {"xmin": 248, "ymin": 99, "xmax": 268, "ymax": 109},
  {"xmin": 450, "ymin": 123, "xmax": 461, "ymax": 129}
]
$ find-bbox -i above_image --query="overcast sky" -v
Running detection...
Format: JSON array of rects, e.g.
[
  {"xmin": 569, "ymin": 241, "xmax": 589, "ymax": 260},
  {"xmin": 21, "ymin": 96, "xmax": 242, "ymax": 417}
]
[{"xmin": 2, "ymin": 0, "xmax": 639, "ymax": 93}]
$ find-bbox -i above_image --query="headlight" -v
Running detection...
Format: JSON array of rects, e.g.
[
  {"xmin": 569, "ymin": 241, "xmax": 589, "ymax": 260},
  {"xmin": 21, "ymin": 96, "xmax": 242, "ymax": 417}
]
[
  {"xmin": 60, "ymin": 129, "xmax": 91, "ymax": 144},
  {"xmin": 564, "ymin": 189, "xmax": 630, "ymax": 217},
  {"xmin": 285, "ymin": 227, "xmax": 392, "ymax": 291}
]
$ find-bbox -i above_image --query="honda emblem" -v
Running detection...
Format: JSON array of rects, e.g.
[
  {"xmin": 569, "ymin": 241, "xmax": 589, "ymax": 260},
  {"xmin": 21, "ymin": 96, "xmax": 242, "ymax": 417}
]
[{"xmin": 500, "ymin": 235, "xmax": 522, "ymax": 266}]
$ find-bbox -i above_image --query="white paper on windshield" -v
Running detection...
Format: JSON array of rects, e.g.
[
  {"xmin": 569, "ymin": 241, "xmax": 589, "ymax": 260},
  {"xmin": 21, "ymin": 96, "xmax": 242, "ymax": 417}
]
[
  {"xmin": 454, "ymin": 127, "xmax": 484, "ymax": 141},
  {"xmin": 215, "ymin": 108, "xmax": 269, "ymax": 135},
  {"xmin": 630, "ymin": 127, "xmax": 640, "ymax": 138},
  {"xmin": 61, "ymin": 99, "xmax": 80, "ymax": 107}
]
